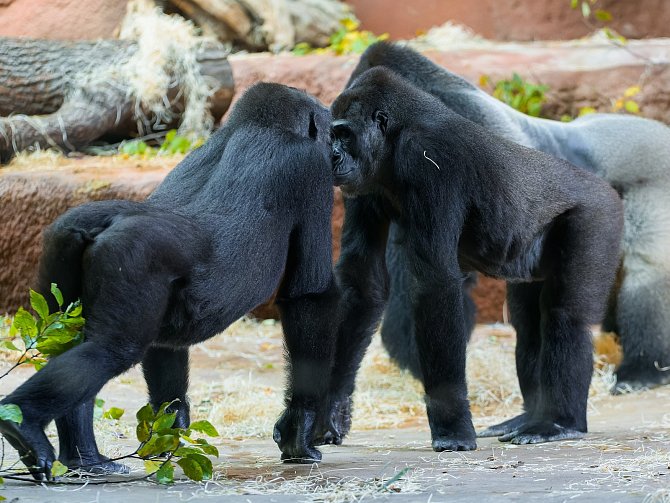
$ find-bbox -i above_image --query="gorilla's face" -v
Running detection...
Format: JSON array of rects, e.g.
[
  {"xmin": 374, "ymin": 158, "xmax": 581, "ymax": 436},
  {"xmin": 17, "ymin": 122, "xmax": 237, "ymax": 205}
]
[{"xmin": 330, "ymin": 110, "xmax": 389, "ymax": 197}]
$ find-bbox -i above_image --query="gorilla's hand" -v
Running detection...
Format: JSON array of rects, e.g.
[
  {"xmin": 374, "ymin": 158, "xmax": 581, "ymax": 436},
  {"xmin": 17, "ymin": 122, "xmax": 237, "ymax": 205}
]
[
  {"xmin": 313, "ymin": 396, "xmax": 352, "ymax": 446},
  {"xmin": 273, "ymin": 405, "xmax": 322, "ymax": 463}
]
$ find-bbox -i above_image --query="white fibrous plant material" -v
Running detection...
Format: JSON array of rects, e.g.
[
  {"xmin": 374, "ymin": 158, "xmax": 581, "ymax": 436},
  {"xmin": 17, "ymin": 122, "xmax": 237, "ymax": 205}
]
[
  {"xmin": 408, "ymin": 21, "xmax": 491, "ymax": 51},
  {"xmin": 119, "ymin": 2, "xmax": 221, "ymax": 138}
]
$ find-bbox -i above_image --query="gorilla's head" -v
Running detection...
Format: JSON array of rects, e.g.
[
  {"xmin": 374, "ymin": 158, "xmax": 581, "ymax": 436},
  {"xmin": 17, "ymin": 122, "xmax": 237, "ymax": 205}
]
[
  {"xmin": 330, "ymin": 68, "xmax": 406, "ymax": 197},
  {"xmin": 230, "ymin": 82, "xmax": 333, "ymax": 148}
]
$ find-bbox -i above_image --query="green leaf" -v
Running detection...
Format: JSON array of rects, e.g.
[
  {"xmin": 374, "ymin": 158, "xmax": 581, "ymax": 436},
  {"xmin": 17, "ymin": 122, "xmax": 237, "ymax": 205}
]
[
  {"xmin": 174, "ymin": 446, "xmax": 202, "ymax": 457},
  {"xmin": 153, "ymin": 412, "xmax": 176, "ymax": 432},
  {"xmin": 177, "ymin": 457, "xmax": 203, "ymax": 481},
  {"xmin": 594, "ymin": 9, "xmax": 612, "ymax": 21},
  {"xmin": 193, "ymin": 438, "xmax": 219, "ymax": 457},
  {"xmin": 624, "ymin": 100, "xmax": 640, "ymax": 113},
  {"xmin": 66, "ymin": 302, "xmax": 83, "ymax": 317},
  {"xmin": 51, "ymin": 460, "xmax": 68, "ymax": 478},
  {"xmin": 136, "ymin": 420, "xmax": 151, "ymax": 443},
  {"xmin": 102, "ymin": 407, "xmax": 125, "ymax": 420},
  {"xmin": 185, "ymin": 453, "xmax": 212, "ymax": 480},
  {"xmin": 0, "ymin": 404, "xmax": 23, "ymax": 424},
  {"xmin": 189, "ymin": 420, "xmax": 219, "ymax": 437},
  {"xmin": 144, "ymin": 459, "xmax": 162, "ymax": 474},
  {"xmin": 156, "ymin": 461, "xmax": 174, "ymax": 484},
  {"xmin": 136, "ymin": 404, "xmax": 156, "ymax": 423},
  {"xmin": 570, "ymin": 0, "xmax": 578, "ymax": 8},
  {"xmin": 11, "ymin": 308, "xmax": 38, "ymax": 341},
  {"xmin": 0, "ymin": 339, "xmax": 20, "ymax": 352},
  {"xmin": 94, "ymin": 398, "xmax": 105, "ymax": 420},
  {"xmin": 581, "ymin": 1, "xmax": 591, "ymax": 18},
  {"xmin": 137, "ymin": 434, "xmax": 180, "ymax": 458},
  {"xmin": 50, "ymin": 283, "xmax": 64, "ymax": 307},
  {"xmin": 29, "ymin": 290, "xmax": 50, "ymax": 321}
]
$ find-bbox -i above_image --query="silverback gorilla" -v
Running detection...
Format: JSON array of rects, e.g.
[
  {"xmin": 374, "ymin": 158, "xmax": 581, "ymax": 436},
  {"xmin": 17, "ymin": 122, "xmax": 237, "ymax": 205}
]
[
  {"xmin": 328, "ymin": 67, "xmax": 622, "ymax": 451},
  {"xmin": 352, "ymin": 42, "xmax": 670, "ymax": 393},
  {"xmin": 0, "ymin": 83, "xmax": 337, "ymax": 479}
]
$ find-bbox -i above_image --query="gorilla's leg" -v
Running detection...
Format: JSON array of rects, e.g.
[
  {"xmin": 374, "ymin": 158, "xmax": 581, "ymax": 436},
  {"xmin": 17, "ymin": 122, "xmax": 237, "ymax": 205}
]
[
  {"xmin": 56, "ymin": 401, "xmax": 129, "ymax": 474},
  {"xmin": 0, "ymin": 339, "xmax": 148, "ymax": 480},
  {"xmin": 381, "ymin": 226, "xmax": 477, "ymax": 379},
  {"xmin": 412, "ymin": 276, "xmax": 476, "ymax": 452},
  {"xmin": 499, "ymin": 205, "xmax": 620, "ymax": 444},
  {"xmin": 380, "ymin": 236, "xmax": 422, "ymax": 378},
  {"xmin": 142, "ymin": 346, "xmax": 191, "ymax": 428},
  {"xmin": 613, "ymin": 271, "xmax": 670, "ymax": 392},
  {"xmin": 612, "ymin": 187, "xmax": 670, "ymax": 391},
  {"xmin": 478, "ymin": 282, "xmax": 542, "ymax": 437},
  {"xmin": 273, "ymin": 282, "xmax": 339, "ymax": 463}
]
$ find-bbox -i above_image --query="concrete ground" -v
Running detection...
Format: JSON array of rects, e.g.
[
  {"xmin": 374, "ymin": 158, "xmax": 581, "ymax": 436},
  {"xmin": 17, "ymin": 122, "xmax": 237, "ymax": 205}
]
[{"xmin": 1, "ymin": 320, "xmax": 669, "ymax": 502}]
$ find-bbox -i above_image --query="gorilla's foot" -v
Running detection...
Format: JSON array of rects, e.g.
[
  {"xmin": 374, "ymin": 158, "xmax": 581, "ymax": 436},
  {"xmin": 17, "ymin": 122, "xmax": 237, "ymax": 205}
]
[
  {"xmin": 313, "ymin": 396, "xmax": 352, "ymax": 446},
  {"xmin": 477, "ymin": 413, "xmax": 528, "ymax": 438},
  {"xmin": 432, "ymin": 434, "xmax": 477, "ymax": 452},
  {"xmin": 612, "ymin": 365, "xmax": 670, "ymax": 395},
  {"xmin": 59, "ymin": 454, "xmax": 130, "ymax": 475},
  {"xmin": 498, "ymin": 421, "xmax": 585, "ymax": 445},
  {"xmin": 273, "ymin": 406, "xmax": 322, "ymax": 463},
  {"xmin": 0, "ymin": 418, "xmax": 56, "ymax": 481}
]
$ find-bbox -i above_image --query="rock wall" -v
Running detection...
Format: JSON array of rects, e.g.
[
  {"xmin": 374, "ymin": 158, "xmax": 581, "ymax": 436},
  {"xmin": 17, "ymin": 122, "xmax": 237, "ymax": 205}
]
[
  {"xmin": 346, "ymin": 0, "xmax": 670, "ymax": 41},
  {"xmin": 0, "ymin": 0, "xmax": 129, "ymax": 40}
]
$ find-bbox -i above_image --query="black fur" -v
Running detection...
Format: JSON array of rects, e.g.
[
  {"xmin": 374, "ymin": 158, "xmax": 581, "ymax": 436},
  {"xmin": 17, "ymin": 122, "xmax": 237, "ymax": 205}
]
[
  {"xmin": 0, "ymin": 83, "xmax": 337, "ymax": 479},
  {"xmin": 353, "ymin": 42, "xmax": 670, "ymax": 393},
  {"xmin": 328, "ymin": 67, "xmax": 623, "ymax": 451}
]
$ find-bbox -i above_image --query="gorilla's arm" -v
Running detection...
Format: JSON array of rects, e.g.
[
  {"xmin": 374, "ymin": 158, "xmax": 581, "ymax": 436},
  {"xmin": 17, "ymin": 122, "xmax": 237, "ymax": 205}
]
[{"xmin": 316, "ymin": 196, "xmax": 390, "ymax": 444}]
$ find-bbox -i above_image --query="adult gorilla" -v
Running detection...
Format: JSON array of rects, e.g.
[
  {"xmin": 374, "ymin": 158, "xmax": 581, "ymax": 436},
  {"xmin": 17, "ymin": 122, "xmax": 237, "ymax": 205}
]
[
  {"xmin": 0, "ymin": 83, "xmax": 337, "ymax": 479},
  {"xmin": 351, "ymin": 42, "xmax": 670, "ymax": 393},
  {"xmin": 328, "ymin": 67, "xmax": 622, "ymax": 451}
]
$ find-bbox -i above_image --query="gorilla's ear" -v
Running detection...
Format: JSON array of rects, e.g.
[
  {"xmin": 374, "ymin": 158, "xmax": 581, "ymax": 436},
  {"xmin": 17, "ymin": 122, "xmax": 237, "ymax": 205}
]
[
  {"xmin": 309, "ymin": 112, "xmax": 318, "ymax": 140},
  {"xmin": 373, "ymin": 110, "xmax": 388, "ymax": 134}
]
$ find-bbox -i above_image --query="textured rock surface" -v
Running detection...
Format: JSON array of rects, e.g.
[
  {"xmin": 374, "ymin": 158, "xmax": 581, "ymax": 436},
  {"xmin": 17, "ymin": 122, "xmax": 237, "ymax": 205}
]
[
  {"xmin": 346, "ymin": 0, "xmax": 670, "ymax": 42},
  {"xmin": 0, "ymin": 0, "xmax": 129, "ymax": 40}
]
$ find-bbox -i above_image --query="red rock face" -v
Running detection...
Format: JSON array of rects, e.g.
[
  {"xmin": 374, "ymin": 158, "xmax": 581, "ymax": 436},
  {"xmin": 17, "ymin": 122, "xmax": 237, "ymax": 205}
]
[
  {"xmin": 345, "ymin": 0, "xmax": 670, "ymax": 41},
  {"xmin": 0, "ymin": 0, "xmax": 128, "ymax": 40}
]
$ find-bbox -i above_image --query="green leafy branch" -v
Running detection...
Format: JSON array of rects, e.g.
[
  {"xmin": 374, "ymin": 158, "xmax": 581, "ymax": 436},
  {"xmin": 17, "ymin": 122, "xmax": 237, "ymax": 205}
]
[
  {"xmin": 119, "ymin": 129, "xmax": 204, "ymax": 158},
  {"xmin": 0, "ymin": 284, "xmax": 84, "ymax": 377},
  {"xmin": 0, "ymin": 286, "xmax": 219, "ymax": 485},
  {"xmin": 480, "ymin": 73, "xmax": 549, "ymax": 117}
]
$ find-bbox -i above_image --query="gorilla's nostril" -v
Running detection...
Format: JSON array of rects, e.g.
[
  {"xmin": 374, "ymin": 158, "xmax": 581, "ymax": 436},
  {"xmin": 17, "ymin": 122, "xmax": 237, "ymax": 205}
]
[{"xmin": 333, "ymin": 150, "xmax": 342, "ymax": 164}]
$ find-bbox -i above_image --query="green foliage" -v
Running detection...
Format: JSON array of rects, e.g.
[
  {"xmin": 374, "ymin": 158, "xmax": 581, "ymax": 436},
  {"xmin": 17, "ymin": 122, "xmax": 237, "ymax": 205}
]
[
  {"xmin": 1, "ymin": 284, "xmax": 85, "ymax": 371},
  {"xmin": 50, "ymin": 461, "xmax": 68, "ymax": 478},
  {"xmin": 119, "ymin": 130, "xmax": 204, "ymax": 158},
  {"xmin": 136, "ymin": 401, "xmax": 219, "ymax": 484},
  {"xmin": 0, "ymin": 404, "xmax": 22, "ymax": 424},
  {"xmin": 102, "ymin": 407, "xmax": 125, "ymax": 420},
  {"xmin": 292, "ymin": 17, "xmax": 388, "ymax": 56},
  {"xmin": 480, "ymin": 74, "xmax": 548, "ymax": 117}
]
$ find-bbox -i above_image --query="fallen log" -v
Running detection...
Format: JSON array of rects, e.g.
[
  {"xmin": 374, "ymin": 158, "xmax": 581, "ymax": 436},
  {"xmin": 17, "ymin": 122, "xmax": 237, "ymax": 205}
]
[{"xmin": 0, "ymin": 36, "xmax": 234, "ymax": 163}]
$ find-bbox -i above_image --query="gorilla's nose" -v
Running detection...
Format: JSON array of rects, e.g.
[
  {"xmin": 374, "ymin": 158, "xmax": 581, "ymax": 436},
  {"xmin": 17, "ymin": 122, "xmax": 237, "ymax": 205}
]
[{"xmin": 332, "ymin": 150, "xmax": 342, "ymax": 166}]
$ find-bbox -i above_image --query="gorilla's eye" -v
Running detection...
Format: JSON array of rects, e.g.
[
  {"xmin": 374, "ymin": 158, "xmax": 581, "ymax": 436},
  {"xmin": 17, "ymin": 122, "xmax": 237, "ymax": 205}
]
[
  {"xmin": 373, "ymin": 110, "xmax": 388, "ymax": 134},
  {"xmin": 332, "ymin": 120, "xmax": 354, "ymax": 142},
  {"xmin": 308, "ymin": 113, "xmax": 318, "ymax": 140}
]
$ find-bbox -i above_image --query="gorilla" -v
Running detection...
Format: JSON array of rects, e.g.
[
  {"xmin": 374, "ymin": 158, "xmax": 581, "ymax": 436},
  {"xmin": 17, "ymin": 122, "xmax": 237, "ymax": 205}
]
[
  {"xmin": 351, "ymin": 42, "xmax": 670, "ymax": 393},
  {"xmin": 0, "ymin": 83, "xmax": 337, "ymax": 479},
  {"xmin": 327, "ymin": 66, "xmax": 622, "ymax": 451}
]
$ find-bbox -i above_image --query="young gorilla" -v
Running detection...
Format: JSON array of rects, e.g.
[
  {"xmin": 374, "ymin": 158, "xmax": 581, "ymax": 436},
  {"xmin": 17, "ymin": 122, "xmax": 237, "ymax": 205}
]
[
  {"xmin": 0, "ymin": 83, "xmax": 337, "ymax": 480},
  {"xmin": 352, "ymin": 42, "xmax": 670, "ymax": 394},
  {"xmin": 326, "ymin": 67, "xmax": 623, "ymax": 452}
]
